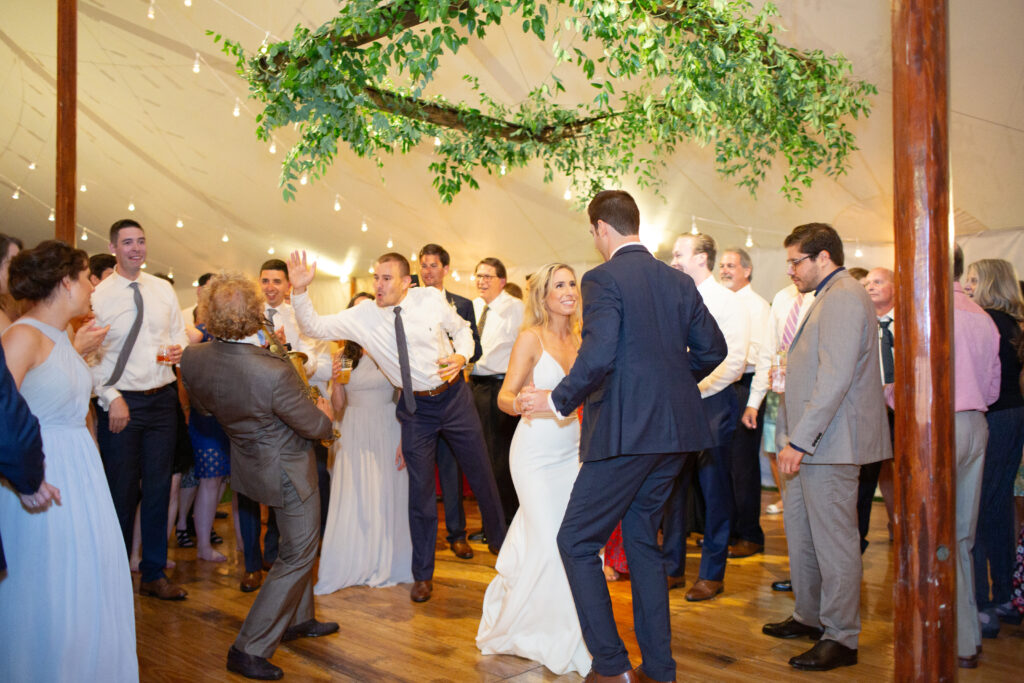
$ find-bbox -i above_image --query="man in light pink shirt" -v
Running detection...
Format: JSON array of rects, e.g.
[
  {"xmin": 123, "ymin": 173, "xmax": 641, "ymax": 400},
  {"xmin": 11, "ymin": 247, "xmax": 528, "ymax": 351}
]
[{"xmin": 951, "ymin": 244, "xmax": 1001, "ymax": 669}]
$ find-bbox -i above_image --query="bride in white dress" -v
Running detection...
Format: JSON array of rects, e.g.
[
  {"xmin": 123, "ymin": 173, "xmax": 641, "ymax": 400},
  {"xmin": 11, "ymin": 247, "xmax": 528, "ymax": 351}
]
[
  {"xmin": 477, "ymin": 263, "xmax": 591, "ymax": 676},
  {"xmin": 0, "ymin": 241, "xmax": 137, "ymax": 682},
  {"xmin": 315, "ymin": 293, "xmax": 412, "ymax": 593}
]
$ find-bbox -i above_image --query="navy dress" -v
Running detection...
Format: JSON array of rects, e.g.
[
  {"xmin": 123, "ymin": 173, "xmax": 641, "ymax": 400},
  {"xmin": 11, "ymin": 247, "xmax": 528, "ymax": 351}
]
[{"xmin": 187, "ymin": 324, "xmax": 230, "ymax": 478}]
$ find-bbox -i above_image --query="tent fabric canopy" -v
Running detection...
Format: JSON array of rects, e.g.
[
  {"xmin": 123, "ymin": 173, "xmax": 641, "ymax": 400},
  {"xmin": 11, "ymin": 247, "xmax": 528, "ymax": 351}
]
[{"xmin": 1, "ymin": 0, "xmax": 1021, "ymax": 304}]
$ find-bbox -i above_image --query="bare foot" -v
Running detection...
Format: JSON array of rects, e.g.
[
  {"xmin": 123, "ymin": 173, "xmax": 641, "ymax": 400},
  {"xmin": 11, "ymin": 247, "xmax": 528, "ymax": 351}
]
[
  {"xmin": 197, "ymin": 549, "xmax": 227, "ymax": 563},
  {"xmin": 165, "ymin": 559, "xmax": 176, "ymax": 569},
  {"xmin": 603, "ymin": 565, "xmax": 620, "ymax": 582}
]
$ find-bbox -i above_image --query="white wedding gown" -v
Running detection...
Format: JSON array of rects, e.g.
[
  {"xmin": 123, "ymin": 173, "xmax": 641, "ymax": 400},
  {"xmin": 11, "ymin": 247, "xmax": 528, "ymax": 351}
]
[
  {"xmin": 476, "ymin": 345, "xmax": 591, "ymax": 676},
  {"xmin": 315, "ymin": 354, "xmax": 412, "ymax": 592},
  {"xmin": 0, "ymin": 318, "xmax": 138, "ymax": 682}
]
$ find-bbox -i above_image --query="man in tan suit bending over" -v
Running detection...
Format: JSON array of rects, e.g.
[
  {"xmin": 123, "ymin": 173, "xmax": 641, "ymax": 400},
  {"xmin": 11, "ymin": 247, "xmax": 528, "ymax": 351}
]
[
  {"xmin": 181, "ymin": 273, "xmax": 337, "ymax": 681},
  {"xmin": 761, "ymin": 223, "xmax": 891, "ymax": 671}
]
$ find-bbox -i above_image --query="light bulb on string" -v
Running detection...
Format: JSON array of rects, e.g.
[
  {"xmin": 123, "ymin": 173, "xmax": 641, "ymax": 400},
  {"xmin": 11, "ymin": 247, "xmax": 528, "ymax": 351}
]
[
  {"xmin": 79, "ymin": 183, "xmax": 87, "ymax": 192},
  {"xmin": 184, "ymin": 0, "xmax": 192, "ymax": 7},
  {"xmin": 27, "ymin": 162, "xmax": 35, "ymax": 170},
  {"xmin": 176, "ymin": 219, "xmax": 183, "ymax": 228},
  {"xmin": 192, "ymin": 53, "xmax": 201, "ymax": 73},
  {"xmin": 745, "ymin": 229, "xmax": 753, "ymax": 248},
  {"xmin": 268, "ymin": 140, "xmax": 276, "ymax": 154},
  {"xmin": 499, "ymin": 163, "xmax": 507, "ymax": 176},
  {"xmin": 368, "ymin": 265, "xmax": 375, "ymax": 274},
  {"xmin": 168, "ymin": 269, "xmax": 174, "ymax": 280},
  {"xmin": 128, "ymin": 200, "xmax": 135, "ymax": 212},
  {"xmin": 232, "ymin": 99, "xmax": 240, "ymax": 117},
  {"xmin": 259, "ymin": 32, "xmax": 270, "ymax": 55},
  {"xmin": 386, "ymin": 237, "xmax": 393, "ymax": 249},
  {"xmin": 563, "ymin": 187, "xmax": 572, "ymax": 201},
  {"xmin": 147, "ymin": 0, "xmax": 155, "ymax": 20},
  {"xmin": 221, "ymin": 233, "xmax": 229, "ymax": 243},
  {"xmin": 48, "ymin": 209, "xmax": 55, "ymax": 222},
  {"xmin": 267, "ymin": 247, "xmax": 275, "ymax": 255},
  {"xmin": 410, "ymin": 253, "xmax": 417, "ymax": 262},
  {"xmin": 333, "ymin": 195, "xmax": 341, "ymax": 212},
  {"xmin": 141, "ymin": 263, "xmax": 147, "ymax": 269},
  {"xmin": 361, "ymin": 220, "xmax": 368, "ymax": 233},
  {"xmin": 299, "ymin": 173, "xmax": 308, "ymax": 185},
  {"xmin": 452, "ymin": 270, "xmax": 461, "ymax": 282},
  {"xmin": 433, "ymin": 136, "xmax": 441, "ymax": 147},
  {"xmin": 469, "ymin": 274, "xmax": 476, "ymax": 282},
  {"xmin": 191, "ymin": 279, "xmax": 199, "ymax": 287},
  {"xmin": 690, "ymin": 215, "xmax": 698, "ymax": 235},
  {"xmin": 854, "ymin": 241, "xmax": 864, "ymax": 259},
  {"xmin": 80, "ymin": 229, "xmax": 88, "ymax": 241},
  {"xmin": 11, "ymin": 187, "xmax": 20, "ymax": 199}
]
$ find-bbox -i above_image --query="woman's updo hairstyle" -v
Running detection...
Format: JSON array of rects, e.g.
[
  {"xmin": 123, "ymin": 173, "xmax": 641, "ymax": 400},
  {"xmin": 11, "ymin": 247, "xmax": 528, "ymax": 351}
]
[{"xmin": 8, "ymin": 240, "xmax": 89, "ymax": 302}]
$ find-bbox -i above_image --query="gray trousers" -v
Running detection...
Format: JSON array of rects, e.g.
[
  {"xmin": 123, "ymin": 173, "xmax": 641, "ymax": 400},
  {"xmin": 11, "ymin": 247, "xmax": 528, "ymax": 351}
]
[
  {"xmin": 783, "ymin": 462, "xmax": 862, "ymax": 649},
  {"xmin": 955, "ymin": 410, "xmax": 988, "ymax": 658},
  {"xmin": 235, "ymin": 471, "xmax": 319, "ymax": 658}
]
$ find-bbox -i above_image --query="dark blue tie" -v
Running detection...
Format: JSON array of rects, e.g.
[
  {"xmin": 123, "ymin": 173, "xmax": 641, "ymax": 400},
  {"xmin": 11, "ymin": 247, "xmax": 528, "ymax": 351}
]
[{"xmin": 879, "ymin": 319, "xmax": 894, "ymax": 384}]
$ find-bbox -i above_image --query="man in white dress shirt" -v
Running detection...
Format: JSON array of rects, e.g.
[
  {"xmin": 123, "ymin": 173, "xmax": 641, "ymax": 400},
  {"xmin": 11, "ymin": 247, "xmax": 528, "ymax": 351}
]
[
  {"xmin": 662, "ymin": 233, "xmax": 750, "ymax": 601},
  {"xmin": 286, "ymin": 251, "xmax": 507, "ymax": 604},
  {"xmin": 719, "ymin": 248, "xmax": 772, "ymax": 559},
  {"xmin": 471, "ymin": 257, "xmax": 525, "ymax": 529},
  {"xmin": 91, "ymin": 219, "xmax": 189, "ymax": 600}
]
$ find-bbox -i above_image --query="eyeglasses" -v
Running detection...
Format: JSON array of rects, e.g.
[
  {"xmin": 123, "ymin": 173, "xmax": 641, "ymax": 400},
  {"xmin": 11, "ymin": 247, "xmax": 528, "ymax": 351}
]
[
  {"xmin": 786, "ymin": 254, "xmax": 814, "ymax": 269},
  {"xmin": 474, "ymin": 274, "xmax": 497, "ymax": 281}
]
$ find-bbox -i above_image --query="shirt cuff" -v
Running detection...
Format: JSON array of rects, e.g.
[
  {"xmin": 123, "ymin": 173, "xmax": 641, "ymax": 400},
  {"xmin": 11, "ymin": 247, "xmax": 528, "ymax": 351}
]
[
  {"xmin": 97, "ymin": 386, "xmax": 122, "ymax": 411},
  {"xmin": 547, "ymin": 394, "xmax": 566, "ymax": 420},
  {"xmin": 789, "ymin": 442, "xmax": 807, "ymax": 454}
]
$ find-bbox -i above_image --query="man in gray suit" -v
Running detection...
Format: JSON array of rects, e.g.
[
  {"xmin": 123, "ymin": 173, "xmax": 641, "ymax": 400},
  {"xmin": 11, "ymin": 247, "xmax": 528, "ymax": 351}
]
[
  {"xmin": 180, "ymin": 272, "xmax": 337, "ymax": 681},
  {"xmin": 762, "ymin": 223, "xmax": 891, "ymax": 671}
]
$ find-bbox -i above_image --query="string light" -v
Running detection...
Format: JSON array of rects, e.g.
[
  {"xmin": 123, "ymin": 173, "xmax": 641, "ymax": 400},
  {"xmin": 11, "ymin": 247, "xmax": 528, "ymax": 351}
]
[
  {"xmin": 386, "ymin": 237, "xmax": 393, "ymax": 249},
  {"xmin": 268, "ymin": 140, "xmax": 277, "ymax": 154},
  {"xmin": 232, "ymin": 99, "xmax": 241, "ymax": 117},
  {"xmin": 184, "ymin": 0, "xmax": 192, "ymax": 7},
  {"xmin": 141, "ymin": 263, "xmax": 147, "ymax": 269},
  {"xmin": 469, "ymin": 274, "xmax": 476, "ymax": 282},
  {"xmin": 745, "ymin": 228, "xmax": 754, "ymax": 248},
  {"xmin": 259, "ymin": 32, "xmax": 270, "ymax": 56},
  {"xmin": 176, "ymin": 219, "xmax": 183, "ymax": 228},
  {"xmin": 368, "ymin": 265, "xmax": 375, "ymax": 274},
  {"xmin": 361, "ymin": 220, "xmax": 368, "ymax": 232},
  {"xmin": 267, "ymin": 247, "xmax": 275, "ymax": 255},
  {"xmin": 410, "ymin": 252, "xmax": 417, "ymax": 262},
  {"xmin": 168, "ymin": 269, "xmax": 174, "ymax": 280},
  {"xmin": 299, "ymin": 172, "xmax": 308, "ymax": 185},
  {"xmin": 27, "ymin": 162, "xmax": 36, "ymax": 170},
  {"xmin": 80, "ymin": 229, "xmax": 88, "ymax": 241},
  {"xmin": 128, "ymin": 200, "xmax": 135, "ymax": 211},
  {"xmin": 147, "ymin": 0, "xmax": 155, "ymax": 20},
  {"xmin": 11, "ymin": 187, "xmax": 19, "ymax": 199},
  {"xmin": 191, "ymin": 279, "xmax": 199, "ymax": 287},
  {"xmin": 499, "ymin": 163, "xmax": 507, "ymax": 176},
  {"xmin": 563, "ymin": 188, "xmax": 572, "ymax": 201},
  {"xmin": 690, "ymin": 215, "xmax": 699, "ymax": 235},
  {"xmin": 333, "ymin": 195, "xmax": 341, "ymax": 212},
  {"xmin": 451, "ymin": 270, "xmax": 461, "ymax": 282},
  {"xmin": 854, "ymin": 240, "xmax": 864, "ymax": 259},
  {"xmin": 48, "ymin": 208, "xmax": 55, "ymax": 222},
  {"xmin": 79, "ymin": 183, "xmax": 87, "ymax": 192},
  {"xmin": 221, "ymin": 233, "xmax": 229, "ymax": 243},
  {"xmin": 433, "ymin": 136, "xmax": 441, "ymax": 147},
  {"xmin": 192, "ymin": 53, "xmax": 201, "ymax": 74}
]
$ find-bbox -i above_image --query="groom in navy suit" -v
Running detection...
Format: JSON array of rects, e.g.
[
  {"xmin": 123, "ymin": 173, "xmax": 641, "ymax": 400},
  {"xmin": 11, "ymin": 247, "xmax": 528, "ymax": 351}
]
[{"xmin": 521, "ymin": 190, "xmax": 727, "ymax": 683}]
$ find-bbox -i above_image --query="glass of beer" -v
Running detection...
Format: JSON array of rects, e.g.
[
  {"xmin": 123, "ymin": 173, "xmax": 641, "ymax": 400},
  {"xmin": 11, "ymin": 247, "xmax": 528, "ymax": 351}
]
[{"xmin": 335, "ymin": 355, "xmax": 353, "ymax": 384}]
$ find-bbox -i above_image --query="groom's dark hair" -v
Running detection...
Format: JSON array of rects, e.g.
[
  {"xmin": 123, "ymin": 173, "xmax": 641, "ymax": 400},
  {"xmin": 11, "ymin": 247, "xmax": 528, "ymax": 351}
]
[{"xmin": 588, "ymin": 190, "xmax": 640, "ymax": 236}]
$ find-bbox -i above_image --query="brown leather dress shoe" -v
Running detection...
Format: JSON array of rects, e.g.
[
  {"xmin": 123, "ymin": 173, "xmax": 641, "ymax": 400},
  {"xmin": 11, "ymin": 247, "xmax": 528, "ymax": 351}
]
[
  {"xmin": 666, "ymin": 575, "xmax": 686, "ymax": 591},
  {"xmin": 788, "ymin": 639, "xmax": 857, "ymax": 671},
  {"xmin": 958, "ymin": 654, "xmax": 979, "ymax": 669},
  {"xmin": 583, "ymin": 669, "xmax": 639, "ymax": 683},
  {"xmin": 634, "ymin": 665, "xmax": 675, "ymax": 682},
  {"xmin": 684, "ymin": 579, "xmax": 723, "ymax": 602},
  {"xmin": 727, "ymin": 539, "xmax": 764, "ymax": 558},
  {"xmin": 240, "ymin": 571, "xmax": 263, "ymax": 593},
  {"xmin": 139, "ymin": 577, "xmax": 187, "ymax": 600},
  {"xmin": 227, "ymin": 645, "xmax": 283, "ymax": 680},
  {"xmin": 410, "ymin": 580, "xmax": 433, "ymax": 603},
  {"xmin": 282, "ymin": 619, "xmax": 340, "ymax": 642},
  {"xmin": 450, "ymin": 539, "xmax": 474, "ymax": 559}
]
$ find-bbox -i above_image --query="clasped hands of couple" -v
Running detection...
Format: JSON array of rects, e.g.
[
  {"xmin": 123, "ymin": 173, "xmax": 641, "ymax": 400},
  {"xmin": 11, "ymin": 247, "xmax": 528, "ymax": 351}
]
[{"xmin": 513, "ymin": 383, "xmax": 553, "ymax": 421}]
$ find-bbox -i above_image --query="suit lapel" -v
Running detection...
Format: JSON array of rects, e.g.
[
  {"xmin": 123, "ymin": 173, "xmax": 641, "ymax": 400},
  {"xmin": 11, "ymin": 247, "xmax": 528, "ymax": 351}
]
[{"xmin": 789, "ymin": 271, "xmax": 846, "ymax": 350}]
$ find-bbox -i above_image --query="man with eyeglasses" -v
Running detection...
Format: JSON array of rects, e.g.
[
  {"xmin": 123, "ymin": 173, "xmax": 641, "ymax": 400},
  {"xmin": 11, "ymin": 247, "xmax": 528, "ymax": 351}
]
[
  {"xmin": 761, "ymin": 223, "xmax": 890, "ymax": 671},
  {"xmin": 470, "ymin": 258, "xmax": 525, "ymax": 534}
]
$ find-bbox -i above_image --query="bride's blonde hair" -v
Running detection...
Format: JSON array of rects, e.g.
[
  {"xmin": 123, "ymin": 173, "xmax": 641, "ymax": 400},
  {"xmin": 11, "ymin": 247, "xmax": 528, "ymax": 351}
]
[{"xmin": 522, "ymin": 263, "xmax": 582, "ymax": 337}]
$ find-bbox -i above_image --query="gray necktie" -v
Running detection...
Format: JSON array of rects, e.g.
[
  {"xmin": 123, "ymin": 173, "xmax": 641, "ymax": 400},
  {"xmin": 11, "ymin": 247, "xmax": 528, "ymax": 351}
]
[
  {"xmin": 106, "ymin": 282, "xmax": 143, "ymax": 386},
  {"xmin": 266, "ymin": 308, "xmax": 277, "ymax": 327},
  {"xmin": 477, "ymin": 304, "xmax": 490, "ymax": 338},
  {"xmin": 393, "ymin": 306, "xmax": 417, "ymax": 414}
]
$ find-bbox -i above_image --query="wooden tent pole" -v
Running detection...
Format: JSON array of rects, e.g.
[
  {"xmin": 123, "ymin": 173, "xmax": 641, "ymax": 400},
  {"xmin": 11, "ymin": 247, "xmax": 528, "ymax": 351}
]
[
  {"xmin": 56, "ymin": 0, "xmax": 76, "ymax": 244},
  {"xmin": 891, "ymin": 1, "xmax": 955, "ymax": 680}
]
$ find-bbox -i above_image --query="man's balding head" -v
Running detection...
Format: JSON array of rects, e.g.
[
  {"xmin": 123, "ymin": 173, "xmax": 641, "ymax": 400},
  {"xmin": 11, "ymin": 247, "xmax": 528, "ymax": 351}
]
[{"xmin": 864, "ymin": 267, "xmax": 895, "ymax": 315}]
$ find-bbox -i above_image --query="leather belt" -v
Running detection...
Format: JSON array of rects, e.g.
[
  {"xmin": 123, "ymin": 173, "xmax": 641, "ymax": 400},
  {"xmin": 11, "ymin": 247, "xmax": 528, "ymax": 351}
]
[
  {"xmin": 413, "ymin": 373, "xmax": 462, "ymax": 397},
  {"xmin": 471, "ymin": 374, "xmax": 505, "ymax": 384},
  {"xmin": 121, "ymin": 382, "xmax": 175, "ymax": 397}
]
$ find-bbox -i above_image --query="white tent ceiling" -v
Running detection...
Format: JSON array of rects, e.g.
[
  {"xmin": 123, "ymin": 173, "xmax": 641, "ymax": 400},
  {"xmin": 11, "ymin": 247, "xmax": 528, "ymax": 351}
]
[{"xmin": 1, "ymin": 0, "xmax": 1022, "ymax": 302}]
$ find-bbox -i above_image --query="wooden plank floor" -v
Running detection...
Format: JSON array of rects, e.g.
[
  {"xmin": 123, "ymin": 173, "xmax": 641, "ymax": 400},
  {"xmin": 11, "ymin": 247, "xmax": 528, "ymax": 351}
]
[{"xmin": 138, "ymin": 495, "xmax": 1024, "ymax": 681}]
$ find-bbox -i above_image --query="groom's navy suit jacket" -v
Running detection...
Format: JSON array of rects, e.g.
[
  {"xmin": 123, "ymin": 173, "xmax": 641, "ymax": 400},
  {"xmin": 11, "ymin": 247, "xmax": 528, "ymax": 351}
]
[
  {"xmin": 0, "ymin": 343, "xmax": 45, "ymax": 571},
  {"xmin": 551, "ymin": 244, "xmax": 726, "ymax": 461}
]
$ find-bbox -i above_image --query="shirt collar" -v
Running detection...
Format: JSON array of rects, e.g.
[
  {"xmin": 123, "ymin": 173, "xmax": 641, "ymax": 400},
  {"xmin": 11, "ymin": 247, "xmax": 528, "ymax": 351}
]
[
  {"xmin": 610, "ymin": 241, "xmax": 646, "ymax": 258},
  {"xmin": 814, "ymin": 266, "xmax": 845, "ymax": 295},
  {"xmin": 877, "ymin": 307, "xmax": 894, "ymax": 321}
]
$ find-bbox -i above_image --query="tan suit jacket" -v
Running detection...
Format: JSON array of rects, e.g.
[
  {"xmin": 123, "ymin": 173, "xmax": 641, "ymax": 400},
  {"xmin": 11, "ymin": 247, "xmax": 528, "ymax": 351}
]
[
  {"xmin": 778, "ymin": 269, "xmax": 892, "ymax": 465},
  {"xmin": 181, "ymin": 339, "xmax": 333, "ymax": 507}
]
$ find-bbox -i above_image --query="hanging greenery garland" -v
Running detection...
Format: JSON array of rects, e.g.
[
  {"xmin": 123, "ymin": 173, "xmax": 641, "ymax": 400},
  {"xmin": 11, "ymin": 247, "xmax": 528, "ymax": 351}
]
[{"xmin": 215, "ymin": 0, "xmax": 876, "ymax": 204}]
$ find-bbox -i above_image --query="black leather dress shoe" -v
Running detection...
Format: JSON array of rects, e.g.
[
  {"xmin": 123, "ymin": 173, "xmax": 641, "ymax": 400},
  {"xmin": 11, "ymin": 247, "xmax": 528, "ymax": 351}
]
[
  {"xmin": 762, "ymin": 616, "xmax": 824, "ymax": 640},
  {"xmin": 468, "ymin": 530, "xmax": 487, "ymax": 542},
  {"xmin": 227, "ymin": 645, "xmax": 283, "ymax": 680},
  {"xmin": 282, "ymin": 619, "xmax": 340, "ymax": 642},
  {"xmin": 771, "ymin": 579, "xmax": 793, "ymax": 592},
  {"xmin": 788, "ymin": 639, "xmax": 857, "ymax": 671}
]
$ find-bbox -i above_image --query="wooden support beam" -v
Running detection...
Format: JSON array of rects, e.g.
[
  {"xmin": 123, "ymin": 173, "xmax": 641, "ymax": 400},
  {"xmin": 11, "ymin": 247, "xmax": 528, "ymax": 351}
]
[
  {"xmin": 56, "ymin": 0, "xmax": 76, "ymax": 244},
  {"xmin": 891, "ymin": 1, "xmax": 955, "ymax": 680}
]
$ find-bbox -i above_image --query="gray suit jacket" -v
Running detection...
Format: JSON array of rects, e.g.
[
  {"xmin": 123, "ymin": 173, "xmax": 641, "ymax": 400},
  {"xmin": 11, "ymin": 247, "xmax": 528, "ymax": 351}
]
[
  {"xmin": 181, "ymin": 339, "xmax": 333, "ymax": 507},
  {"xmin": 777, "ymin": 269, "xmax": 892, "ymax": 465}
]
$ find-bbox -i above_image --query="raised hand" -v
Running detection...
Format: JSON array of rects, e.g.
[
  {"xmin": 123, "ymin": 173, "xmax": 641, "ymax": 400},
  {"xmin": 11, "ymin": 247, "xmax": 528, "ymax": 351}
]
[
  {"xmin": 73, "ymin": 317, "xmax": 110, "ymax": 356},
  {"xmin": 287, "ymin": 250, "xmax": 317, "ymax": 293}
]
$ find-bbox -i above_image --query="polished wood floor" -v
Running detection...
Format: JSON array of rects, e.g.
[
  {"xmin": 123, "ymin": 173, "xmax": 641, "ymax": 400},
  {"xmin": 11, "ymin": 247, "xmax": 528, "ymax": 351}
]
[{"xmin": 138, "ymin": 495, "xmax": 1023, "ymax": 681}]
